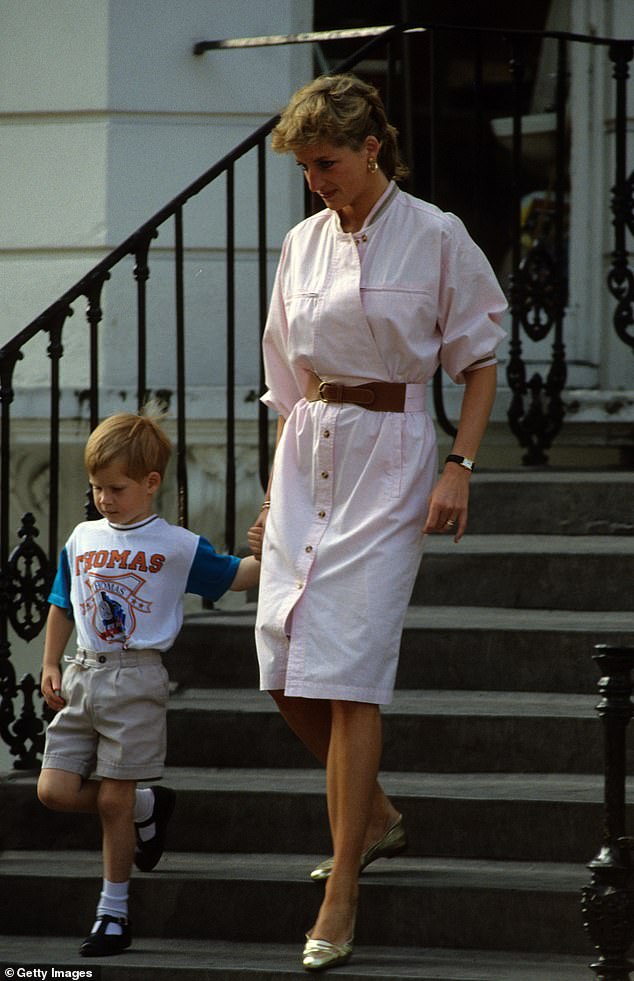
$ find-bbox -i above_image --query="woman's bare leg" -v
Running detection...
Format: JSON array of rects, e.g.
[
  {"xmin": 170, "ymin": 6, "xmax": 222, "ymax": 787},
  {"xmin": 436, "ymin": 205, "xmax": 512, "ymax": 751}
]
[
  {"xmin": 311, "ymin": 700, "xmax": 383, "ymax": 944},
  {"xmin": 269, "ymin": 691, "xmax": 399, "ymax": 847}
]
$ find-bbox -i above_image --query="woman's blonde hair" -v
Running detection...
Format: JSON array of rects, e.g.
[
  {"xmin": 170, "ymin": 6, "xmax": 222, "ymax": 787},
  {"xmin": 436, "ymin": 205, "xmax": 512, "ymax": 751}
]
[
  {"xmin": 271, "ymin": 73, "xmax": 409, "ymax": 181},
  {"xmin": 84, "ymin": 403, "xmax": 172, "ymax": 480}
]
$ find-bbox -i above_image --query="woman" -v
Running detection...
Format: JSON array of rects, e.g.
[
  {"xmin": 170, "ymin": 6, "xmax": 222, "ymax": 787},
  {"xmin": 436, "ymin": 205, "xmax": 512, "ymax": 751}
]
[{"xmin": 248, "ymin": 73, "xmax": 507, "ymax": 972}]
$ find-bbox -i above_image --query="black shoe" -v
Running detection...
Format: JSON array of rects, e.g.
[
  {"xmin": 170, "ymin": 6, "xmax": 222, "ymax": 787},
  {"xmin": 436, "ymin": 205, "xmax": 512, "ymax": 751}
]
[
  {"xmin": 79, "ymin": 915, "xmax": 131, "ymax": 957},
  {"xmin": 134, "ymin": 785, "xmax": 176, "ymax": 872}
]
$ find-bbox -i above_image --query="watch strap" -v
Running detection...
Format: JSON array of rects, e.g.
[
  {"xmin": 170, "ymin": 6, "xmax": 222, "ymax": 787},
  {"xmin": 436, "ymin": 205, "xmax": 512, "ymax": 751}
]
[{"xmin": 445, "ymin": 454, "xmax": 475, "ymax": 472}]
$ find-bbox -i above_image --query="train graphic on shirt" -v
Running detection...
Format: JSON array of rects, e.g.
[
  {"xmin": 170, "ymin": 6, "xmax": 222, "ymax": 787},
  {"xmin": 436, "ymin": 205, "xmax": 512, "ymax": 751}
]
[{"xmin": 80, "ymin": 572, "xmax": 152, "ymax": 644}]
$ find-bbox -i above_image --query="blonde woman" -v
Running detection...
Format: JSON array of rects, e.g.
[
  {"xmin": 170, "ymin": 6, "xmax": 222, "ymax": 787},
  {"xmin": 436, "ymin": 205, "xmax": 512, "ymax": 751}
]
[{"xmin": 248, "ymin": 73, "xmax": 506, "ymax": 972}]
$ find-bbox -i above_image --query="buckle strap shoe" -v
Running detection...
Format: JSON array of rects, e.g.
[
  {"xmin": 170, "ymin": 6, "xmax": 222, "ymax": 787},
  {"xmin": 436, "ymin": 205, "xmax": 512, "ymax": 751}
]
[
  {"xmin": 303, "ymin": 935, "xmax": 354, "ymax": 972},
  {"xmin": 310, "ymin": 814, "xmax": 407, "ymax": 881},
  {"xmin": 79, "ymin": 915, "xmax": 131, "ymax": 957},
  {"xmin": 134, "ymin": 785, "xmax": 176, "ymax": 872}
]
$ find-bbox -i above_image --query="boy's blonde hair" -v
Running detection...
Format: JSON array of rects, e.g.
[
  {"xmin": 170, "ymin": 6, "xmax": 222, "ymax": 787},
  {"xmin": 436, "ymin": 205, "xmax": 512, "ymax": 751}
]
[
  {"xmin": 271, "ymin": 73, "xmax": 409, "ymax": 181},
  {"xmin": 84, "ymin": 405, "xmax": 172, "ymax": 480}
]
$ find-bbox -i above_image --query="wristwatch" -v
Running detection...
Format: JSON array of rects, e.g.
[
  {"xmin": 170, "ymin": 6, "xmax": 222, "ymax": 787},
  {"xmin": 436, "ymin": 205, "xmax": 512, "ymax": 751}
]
[{"xmin": 445, "ymin": 454, "xmax": 475, "ymax": 472}]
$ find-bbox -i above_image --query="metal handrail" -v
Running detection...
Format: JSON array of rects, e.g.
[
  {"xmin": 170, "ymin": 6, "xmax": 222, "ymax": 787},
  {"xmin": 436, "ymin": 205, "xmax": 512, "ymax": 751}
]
[
  {"xmin": 193, "ymin": 25, "xmax": 426, "ymax": 54},
  {"xmin": 193, "ymin": 22, "xmax": 633, "ymax": 52}
]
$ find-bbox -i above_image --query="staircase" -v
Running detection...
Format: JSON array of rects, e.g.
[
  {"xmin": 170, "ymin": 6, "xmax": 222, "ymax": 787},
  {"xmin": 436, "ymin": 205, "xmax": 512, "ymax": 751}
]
[{"xmin": 1, "ymin": 470, "xmax": 633, "ymax": 979}]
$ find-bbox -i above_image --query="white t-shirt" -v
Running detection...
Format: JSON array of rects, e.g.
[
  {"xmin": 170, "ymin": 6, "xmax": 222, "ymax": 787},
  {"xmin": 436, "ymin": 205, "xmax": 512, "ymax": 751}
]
[{"xmin": 49, "ymin": 514, "xmax": 240, "ymax": 653}]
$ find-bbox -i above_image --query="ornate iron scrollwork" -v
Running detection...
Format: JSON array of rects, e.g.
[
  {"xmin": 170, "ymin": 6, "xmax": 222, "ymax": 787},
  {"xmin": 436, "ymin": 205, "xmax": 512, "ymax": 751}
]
[
  {"xmin": 0, "ymin": 618, "xmax": 47, "ymax": 771},
  {"xmin": 607, "ymin": 167, "xmax": 634, "ymax": 352},
  {"xmin": 505, "ymin": 37, "xmax": 569, "ymax": 465},
  {"xmin": 0, "ymin": 513, "xmax": 53, "ymax": 768},
  {"xmin": 582, "ymin": 646, "xmax": 634, "ymax": 981},
  {"xmin": 515, "ymin": 239, "xmax": 561, "ymax": 342},
  {"xmin": 0, "ymin": 669, "xmax": 47, "ymax": 770},
  {"xmin": 607, "ymin": 43, "xmax": 634, "ymax": 355},
  {"xmin": 8, "ymin": 512, "xmax": 53, "ymax": 642},
  {"xmin": 507, "ymin": 247, "xmax": 568, "ymax": 465}
]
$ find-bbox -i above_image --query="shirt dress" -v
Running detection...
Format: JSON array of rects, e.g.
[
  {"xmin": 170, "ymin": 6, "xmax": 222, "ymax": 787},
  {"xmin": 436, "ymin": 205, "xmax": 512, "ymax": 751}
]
[{"xmin": 255, "ymin": 182, "xmax": 507, "ymax": 705}]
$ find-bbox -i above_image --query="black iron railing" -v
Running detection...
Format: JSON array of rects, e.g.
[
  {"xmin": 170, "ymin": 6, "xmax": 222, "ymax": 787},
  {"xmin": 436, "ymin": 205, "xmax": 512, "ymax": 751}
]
[
  {"xmin": 582, "ymin": 645, "xmax": 634, "ymax": 981},
  {"xmin": 0, "ymin": 22, "xmax": 633, "ymax": 767}
]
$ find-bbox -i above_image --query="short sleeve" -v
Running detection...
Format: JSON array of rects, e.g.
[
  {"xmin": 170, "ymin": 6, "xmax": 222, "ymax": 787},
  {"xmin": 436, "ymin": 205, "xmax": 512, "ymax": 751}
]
[
  {"xmin": 437, "ymin": 214, "xmax": 507, "ymax": 384},
  {"xmin": 186, "ymin": 537, "xmax": 241, "ymax": 602},
  {"xmin": 48, "ymin": 547, "xmax": 73, "ymax": 615},
  {"xmin": 261, "ymin": 236, "xmax": 305, "ymax": 418}
]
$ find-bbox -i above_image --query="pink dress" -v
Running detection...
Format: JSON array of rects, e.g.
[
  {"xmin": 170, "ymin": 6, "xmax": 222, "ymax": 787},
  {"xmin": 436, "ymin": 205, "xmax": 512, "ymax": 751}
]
[{"xmin": 256, "ymin": 183, "xmax": 507, "ymax": 704}]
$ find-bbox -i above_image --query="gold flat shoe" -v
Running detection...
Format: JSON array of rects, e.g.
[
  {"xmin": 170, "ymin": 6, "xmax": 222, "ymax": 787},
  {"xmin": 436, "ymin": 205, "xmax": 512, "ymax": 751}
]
[
  {"xmin": 302, "ymin": 935, "xmax": 353, "ymax": 972},
  {"xmin": 310, "ymin": 814, "xmax": 407, "ymax": 881}
]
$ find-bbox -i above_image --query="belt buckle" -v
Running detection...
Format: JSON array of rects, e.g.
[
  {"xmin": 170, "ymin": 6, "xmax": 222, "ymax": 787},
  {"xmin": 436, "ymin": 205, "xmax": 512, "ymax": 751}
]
[{"xmin": 318, "ymin": 380, "xmax": 328, "ymax": 402}]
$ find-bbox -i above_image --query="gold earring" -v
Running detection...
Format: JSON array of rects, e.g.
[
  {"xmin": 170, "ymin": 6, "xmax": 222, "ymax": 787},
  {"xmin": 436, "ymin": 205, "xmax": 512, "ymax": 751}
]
[{"xmin": 368, "ymin": 158, "xmax": 378, "ymax": 173}]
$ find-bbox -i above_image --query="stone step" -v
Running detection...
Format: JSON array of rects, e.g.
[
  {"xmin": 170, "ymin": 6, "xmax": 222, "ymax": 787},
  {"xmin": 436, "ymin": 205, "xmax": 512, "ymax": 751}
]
[
  {"xmin": 2, "ymin": 768, "xmax": 622, "ymax": 864},
  {"xmin": 0, "ymin": 935, "xmax": 593, "ymax": 980},
  {"xmin": 412, "ymin": 536, "xmax": 634, "ymax": 610},
  {"xmin": 161, "ymin": 688, "xmax": 613, "ymax": 774},
  {"xmin": 173, "ymin": 606, "xmax": 633, "ymax": 693},
  {"xmin": 0, "ymin": 851, "xmax": 592, "ymax": 955},
  {"xmin": 466, "ymin": 470, "xmax": 634, "ymax": 536}
]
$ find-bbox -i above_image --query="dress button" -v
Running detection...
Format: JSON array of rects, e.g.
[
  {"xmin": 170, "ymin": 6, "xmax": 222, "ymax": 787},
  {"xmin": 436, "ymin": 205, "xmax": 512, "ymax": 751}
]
[
  {"xmin": 323, "ymin": 430, "xmax": 330, "ymax": 438},
  {"xmin": 321, "ymin": 471, "xmax": 329, "ymax": 479},
  {"xmin": 305, "ymin": 545, "xmax": 313, "ymax": 553},
  {"xmin": 98, "ymin": 655, "xmax": 106, "ymax": 664},
  {"xmin": 318, "ymin": 510, "xmax": 326, "ymax": 518},
  {"xmin": 297, "ymin": 582, "xmax": 303, "ymax": 589}
]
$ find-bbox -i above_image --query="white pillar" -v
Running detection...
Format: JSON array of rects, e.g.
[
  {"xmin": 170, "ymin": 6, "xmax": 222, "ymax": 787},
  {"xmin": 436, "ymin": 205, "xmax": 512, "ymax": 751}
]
[{"xmin": 568, "ymin": 0, "xmax": 634, "ymax": 394}]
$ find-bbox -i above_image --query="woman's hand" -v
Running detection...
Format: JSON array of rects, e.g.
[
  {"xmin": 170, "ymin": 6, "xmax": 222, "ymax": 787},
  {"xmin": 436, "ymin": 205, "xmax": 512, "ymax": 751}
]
[
  {"xmin": 247, "ymin": 509, "xmax": 267, "ymax": 560},
  {"xmin": 423, "ymin": 365, "xmax": 496, "ymax": 543},
  {"xmin": 422, "ymin": 465, "xmax": 471, "ymax": 542}
]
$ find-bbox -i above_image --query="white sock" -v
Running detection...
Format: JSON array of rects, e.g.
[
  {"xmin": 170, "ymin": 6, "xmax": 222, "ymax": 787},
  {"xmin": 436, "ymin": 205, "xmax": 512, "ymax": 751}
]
[
  {"xmin": 93, "ymin": 878, "xmax": 129, "ymax": 935},
  {"xmin": 134, "ymin": 787, "xmax": 157, "ymax": 842}
]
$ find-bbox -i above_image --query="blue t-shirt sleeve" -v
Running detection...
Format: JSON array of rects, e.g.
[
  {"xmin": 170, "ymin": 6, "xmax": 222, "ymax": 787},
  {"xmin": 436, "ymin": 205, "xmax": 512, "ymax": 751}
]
[
  {"xmin": 186, "ymin": 537, "xmax": 241, "ymax": 601},
  {"xmin": 48, "ymin": 547, "xmax": 73, "ymax": 615}
]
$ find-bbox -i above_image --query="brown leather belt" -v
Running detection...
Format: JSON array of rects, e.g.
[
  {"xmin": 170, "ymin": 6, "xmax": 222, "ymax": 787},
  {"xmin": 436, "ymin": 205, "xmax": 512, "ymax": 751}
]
[{"xmin": 305, "ymin": 373, "xmax": 407, "ymax": 412}]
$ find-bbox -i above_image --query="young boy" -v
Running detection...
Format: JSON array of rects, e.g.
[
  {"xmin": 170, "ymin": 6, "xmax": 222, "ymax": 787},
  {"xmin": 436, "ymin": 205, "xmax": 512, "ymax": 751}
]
[{"xmin": 37, "ymin": 408, "xmax": 259, "ymax": 957}]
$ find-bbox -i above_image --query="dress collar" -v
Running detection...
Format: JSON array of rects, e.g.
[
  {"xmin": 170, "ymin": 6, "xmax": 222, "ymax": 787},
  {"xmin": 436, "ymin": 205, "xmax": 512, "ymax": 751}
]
[
  {"xmin": 333, "ymin": 181, "xmax": 400, "ymax": 237},
  {"xmin": 362, "ymin": 181, "xmax": 399, "ymax": 229}
]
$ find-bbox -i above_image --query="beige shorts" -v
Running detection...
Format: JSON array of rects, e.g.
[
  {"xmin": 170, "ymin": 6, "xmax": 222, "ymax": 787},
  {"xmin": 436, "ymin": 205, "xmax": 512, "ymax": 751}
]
[{"xmin": 42, "ymin": 648, "xmax": 170, "ymax": 781}]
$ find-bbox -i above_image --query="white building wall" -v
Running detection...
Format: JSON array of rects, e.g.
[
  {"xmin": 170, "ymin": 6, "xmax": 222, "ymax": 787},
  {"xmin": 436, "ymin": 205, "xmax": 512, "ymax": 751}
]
[
  {"xmin": 0, "ymin": 0, "xmax": 311, "ymax": 510},
  {"xmin": 0, "ymin": 0, "xmax": 312, "ymax": 770},
  {"xmin": 0, "ymin": 0, "xmax": 310, "ymax": 344}
]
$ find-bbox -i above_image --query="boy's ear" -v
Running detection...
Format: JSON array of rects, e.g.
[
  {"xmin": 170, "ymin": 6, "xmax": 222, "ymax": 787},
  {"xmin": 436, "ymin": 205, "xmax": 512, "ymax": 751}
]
[{"xmin": 147, "ymin": 471, "xmax": 162, "ymax": 493}]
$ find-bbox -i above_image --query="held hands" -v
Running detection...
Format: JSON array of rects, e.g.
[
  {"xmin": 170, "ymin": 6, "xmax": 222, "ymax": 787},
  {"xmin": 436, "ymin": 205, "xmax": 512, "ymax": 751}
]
[
  {"xmin": 247, "ymin": 508, "xmax": 267, "ymax": 561},
  {"xmin": 422, "ymin": 464, "xmax": 471, "ymax": 543},
  {"xmin": 41, "ymin": 666, "xmax": 65, "ymax": 712}
]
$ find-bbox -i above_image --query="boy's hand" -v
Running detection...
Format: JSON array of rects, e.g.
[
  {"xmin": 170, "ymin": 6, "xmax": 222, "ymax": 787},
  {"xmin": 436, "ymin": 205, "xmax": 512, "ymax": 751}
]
[
  {"xmin": 41, "ymin": 667, "xmax": 65, "ymax": 712},
  {"xmin": 247, "ymin": 513, "xmax": 266, "ymax": 561}
]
